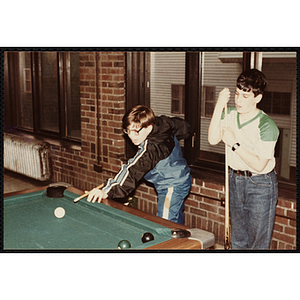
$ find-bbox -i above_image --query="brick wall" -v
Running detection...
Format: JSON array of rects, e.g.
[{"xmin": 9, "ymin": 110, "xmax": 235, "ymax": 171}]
[
  {"xmin": 50, "ymin": 51, "xmax": 297, "ymax": 250},
  {"xmin": 272, "ymin": 198, "xmax": 297, "ymax": 249}
]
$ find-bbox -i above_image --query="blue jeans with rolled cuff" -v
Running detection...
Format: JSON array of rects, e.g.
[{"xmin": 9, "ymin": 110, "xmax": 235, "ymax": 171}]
[{"xmin": 229, "ymin": 168, "xmax": 278, "ymax": 250}]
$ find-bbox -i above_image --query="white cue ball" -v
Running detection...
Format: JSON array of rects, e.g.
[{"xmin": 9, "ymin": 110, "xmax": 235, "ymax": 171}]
[{"xmin": 54, "ymin": 207, "xmax": 65, "ymax": 218}]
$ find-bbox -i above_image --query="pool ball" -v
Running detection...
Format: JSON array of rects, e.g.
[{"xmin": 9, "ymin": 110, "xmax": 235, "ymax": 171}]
[
  {"xmin": 141, "ymin": 232, "xmax": 154, "ymax": 243},
  {"xmin": 54, "ymin": 207, "xmax": 65, "ymax": 218},
  {"xmin": 118, "ymin": 240, "xmax": 131, "ymax": 249}
]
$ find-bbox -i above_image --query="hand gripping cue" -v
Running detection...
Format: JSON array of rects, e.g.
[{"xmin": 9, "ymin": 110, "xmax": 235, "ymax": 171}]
[{"xmin": 73, "ymin": 183, "xmax": 104, "ymax": 203}]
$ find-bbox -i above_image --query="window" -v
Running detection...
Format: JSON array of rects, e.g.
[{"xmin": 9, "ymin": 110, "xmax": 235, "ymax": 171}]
[
  {"xmin": 201, "ymin": 86, "xmax": 215, "ymax": 118},
  {"xmin": 67, "ymin": 53, "xmax": 81, "ymax": 138},
  {"xmin": 4, "ymin": 51, "xmax": 81, "ymax": 141},
  {"xmin": 259, "ymin": 91, "xmax": 291, "ymax": 115},
  {"xmin": 39, "ymin": 52, "xmax": 60, "ymax": 133},
  {"xmin": 185, "ymin": 51, "xmax": 297, "ymax": 185},
  {"xmin": 149, "ymin": 52, "xmax": 185, "ymax": 117},
  {"xmin": 24, "ymin": 68, "xmax": 32, "ymax": 93},
  {"xmin": 171, "ymin": 84, "xmax": 185, "ymax": 114},
  {"xmin": 198, "ymin": 51, "xmax": 243, "ymax": 167},
  {"xmin": 18, "ymin": 52, "xmax": 34, "ymax": 130},
  {"xmin": 260, "ymin": 52, "xmax": 297, "ymax": 182}
]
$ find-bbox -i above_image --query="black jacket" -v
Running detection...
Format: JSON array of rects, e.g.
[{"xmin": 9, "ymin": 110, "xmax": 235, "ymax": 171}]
[{"xmin": 102, "ymin": 116, "xmax": 191, "ymax": 199}]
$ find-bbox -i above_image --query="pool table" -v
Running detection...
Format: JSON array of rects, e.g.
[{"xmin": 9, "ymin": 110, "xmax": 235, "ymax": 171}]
[{"xmin": 3, "ymin": 186, "xmax": 212, "ymax": 251}]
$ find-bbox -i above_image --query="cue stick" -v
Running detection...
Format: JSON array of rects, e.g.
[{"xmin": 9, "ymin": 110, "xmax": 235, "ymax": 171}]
[
  {"xmin": 73, "ymin": 183, "xmax": 104, "ymax": 203},
  {"xmin": 224, "ymin": 103, "xmax": 231, "ymax": 250}
]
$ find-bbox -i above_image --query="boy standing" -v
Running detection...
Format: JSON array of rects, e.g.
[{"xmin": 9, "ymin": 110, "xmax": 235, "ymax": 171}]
[
  {"xmin": 208, "ymin": 69, "xmax": 279, "ymax": 249},
  {"xmin": 87, "ymin": 105, "xmax": 192, "ymax": 225}
]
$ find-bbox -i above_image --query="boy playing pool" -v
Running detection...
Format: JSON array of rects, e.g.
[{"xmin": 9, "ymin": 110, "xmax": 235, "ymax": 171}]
[
  {"xmin": 87, "ymin": 105, "xmax": 192, "ymax": 225},
  {"xmin": 208, "ymin": 69, "xmax": 279, "ymax": 249}
]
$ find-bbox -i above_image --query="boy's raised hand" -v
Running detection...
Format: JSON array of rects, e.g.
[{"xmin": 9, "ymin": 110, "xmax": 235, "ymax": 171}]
[
  {"xmin": 208, "ymin": 87, "xmax": 231, "ymax": 146},
  {"xmin": 217, "ymin": 88, "xmax": 231, "ymax": 109}
]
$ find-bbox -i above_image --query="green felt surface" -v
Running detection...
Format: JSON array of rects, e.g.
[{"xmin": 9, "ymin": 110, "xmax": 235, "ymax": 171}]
[{"xmin": 4, "ymin": 190, "xmax": 172, "ymax": 250}]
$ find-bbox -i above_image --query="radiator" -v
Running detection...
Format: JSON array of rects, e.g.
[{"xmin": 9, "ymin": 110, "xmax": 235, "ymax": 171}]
[{"xmin": 4, "ymin": 133, "xmax": 52, "ymax": 181}]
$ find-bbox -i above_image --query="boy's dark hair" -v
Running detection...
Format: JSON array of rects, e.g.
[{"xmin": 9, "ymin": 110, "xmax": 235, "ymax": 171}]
[
  {"xmin": 122, "ymin": 105, "xmax": 155, "ymax": 130},
  {"xmin": 236, "ymin": 68, "xmax": 267, "ymax": 97}
]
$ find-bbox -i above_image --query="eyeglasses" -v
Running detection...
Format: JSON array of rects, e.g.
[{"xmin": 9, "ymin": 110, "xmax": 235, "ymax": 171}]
[{"xmin": 123, "ymin": 127, "xmax": 144, "ymax": 136}]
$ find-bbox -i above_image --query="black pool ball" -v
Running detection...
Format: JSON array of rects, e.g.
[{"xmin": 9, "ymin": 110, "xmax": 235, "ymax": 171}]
[
  {"xmin": 118, "ymin": 240, "xmax": 131, "ymax": 249},
  {"xmin": 141, "ymin": 232, "xmax": 154, "ymax": 243}
]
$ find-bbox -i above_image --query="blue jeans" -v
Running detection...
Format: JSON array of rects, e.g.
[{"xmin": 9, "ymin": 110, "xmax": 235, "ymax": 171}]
[
  {"xmin": 229, "ymin": 168, "xmax": 278, "ymax": 249},
  {"xmin": 156, "ymin": 174, "xmax": 192, "ymax": 225}
]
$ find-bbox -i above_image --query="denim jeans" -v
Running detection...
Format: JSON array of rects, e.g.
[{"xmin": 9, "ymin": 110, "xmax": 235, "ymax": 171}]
[
  {"xmin": 229, "ymin": 168, "xmax": 278, "ymax": 249},
  {"xmin": 156, "ymin": 174, "xmax": 192, "ymax": 225}
]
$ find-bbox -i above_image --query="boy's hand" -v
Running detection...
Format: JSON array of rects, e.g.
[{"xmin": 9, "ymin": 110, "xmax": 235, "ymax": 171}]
[
  {"xmin": 217, "ymin": 88, "xmax": 231, "ymax": 109},
  {"xmin": 208, "ymin": 87, "xmax": 231, "ymax": 146},
  {"xmin": 87, "ymin": 188, "xmax": 108, "ymax": 203},
  {"xmin": 222, "ymin": 127, "xmax": 236, "ymax": 148}
]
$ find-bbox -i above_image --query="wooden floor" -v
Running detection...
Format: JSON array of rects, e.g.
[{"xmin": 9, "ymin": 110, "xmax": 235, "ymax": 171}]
[{"xmin": 4, "ymin": 169, "xmax": 51, "ymax": 194}]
